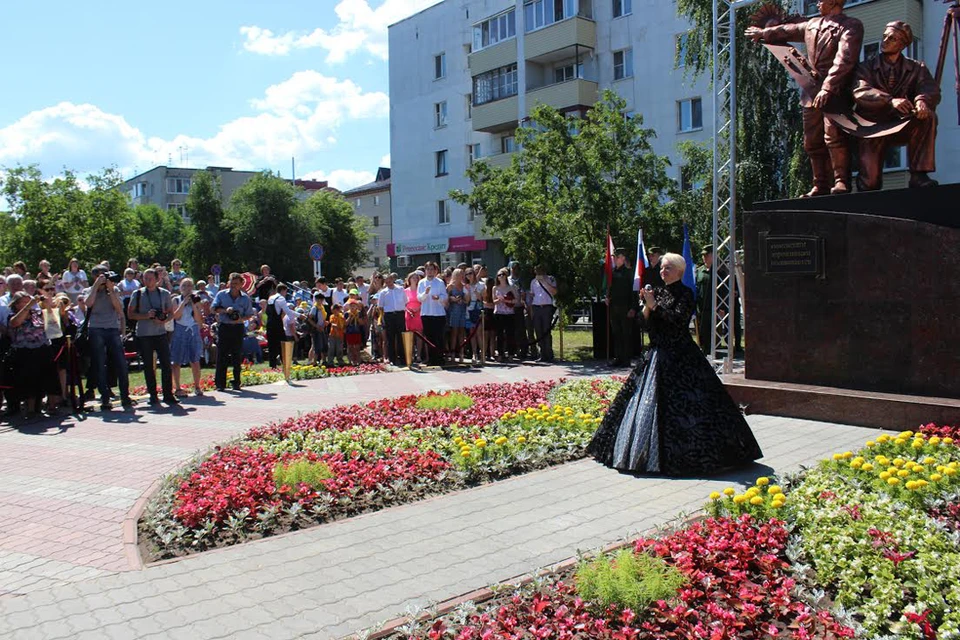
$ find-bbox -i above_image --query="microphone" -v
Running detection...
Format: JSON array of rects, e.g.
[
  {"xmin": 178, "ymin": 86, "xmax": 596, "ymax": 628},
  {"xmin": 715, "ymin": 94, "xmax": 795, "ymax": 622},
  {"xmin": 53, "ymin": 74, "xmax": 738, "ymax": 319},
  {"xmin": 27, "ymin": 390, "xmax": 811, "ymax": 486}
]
[{"xmin": 644, "ymin": 285, "xmax": 653, "ymax": 292}]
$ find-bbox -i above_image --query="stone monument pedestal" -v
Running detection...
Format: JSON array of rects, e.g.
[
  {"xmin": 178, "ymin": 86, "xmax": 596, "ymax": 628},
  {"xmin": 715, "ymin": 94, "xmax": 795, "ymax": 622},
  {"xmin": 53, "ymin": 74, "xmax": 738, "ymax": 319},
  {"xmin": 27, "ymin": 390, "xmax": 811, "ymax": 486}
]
[{"xmin": 736, "ymin": 183, "xmax": 960, "ymax": 428}]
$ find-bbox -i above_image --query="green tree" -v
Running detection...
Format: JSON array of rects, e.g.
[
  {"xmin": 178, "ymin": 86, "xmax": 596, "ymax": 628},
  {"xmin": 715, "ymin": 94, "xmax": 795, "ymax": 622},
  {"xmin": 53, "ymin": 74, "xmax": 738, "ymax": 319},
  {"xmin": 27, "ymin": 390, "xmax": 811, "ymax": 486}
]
[
  {"xmin": 676, "ymin": 0, "xmax": 809, "ymax": 204},
  {"xmin": 225, "ymin": 172, "xmax": 310, "ymax": 278},
  {"xmin": 452, "ymin": 91, "xmax": 674, "ymax": 307},
  {"xmin": 182, "ymin": 170, "xmax": 233, "ymax": 276},
  {"xmin": 300, "ymin": 190, "xmax": 369, "ymax": 280},
  {"xmin": 131, "ymin": 204, "xmax": 187, "ymax": 267},
  {"xmin": 666, "ymin": 141, "xmax": 715, "ymax": 252}
]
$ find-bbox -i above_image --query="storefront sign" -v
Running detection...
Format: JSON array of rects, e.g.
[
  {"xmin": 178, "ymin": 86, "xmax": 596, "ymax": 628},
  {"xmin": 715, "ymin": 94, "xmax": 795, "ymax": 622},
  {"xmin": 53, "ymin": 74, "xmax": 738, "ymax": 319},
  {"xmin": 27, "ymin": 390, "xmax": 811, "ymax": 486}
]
[{"xmin": 388, "ymin": 236, "xmax": 487, "ymax": 257}]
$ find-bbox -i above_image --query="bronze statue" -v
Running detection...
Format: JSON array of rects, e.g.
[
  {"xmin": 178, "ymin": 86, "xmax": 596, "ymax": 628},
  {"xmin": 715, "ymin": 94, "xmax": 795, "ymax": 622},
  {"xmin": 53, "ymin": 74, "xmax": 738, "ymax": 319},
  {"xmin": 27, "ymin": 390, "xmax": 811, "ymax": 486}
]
[
  {"xmin": 746, "ymin": 0, "xmax": 863, "ymax": 197},
  {"xmin": 853, "ymin": 21, "xmax": 940, "ymax": 190}
]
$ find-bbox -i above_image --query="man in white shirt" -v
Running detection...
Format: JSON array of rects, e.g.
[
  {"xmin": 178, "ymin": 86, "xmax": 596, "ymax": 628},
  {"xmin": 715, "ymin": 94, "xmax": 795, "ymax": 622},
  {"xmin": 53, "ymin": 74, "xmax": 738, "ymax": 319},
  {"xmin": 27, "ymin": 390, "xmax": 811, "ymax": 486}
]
[
  {"xmin": 332, "ymin": 279, "xmax": 348, "ymax": 307},
  {"xmin": 314, "ymin": 277, "xmax": 333, "ymax": 312},
  {"xmin": 378, "ymin": 273, "xmax": 407, "ymax": 366},
  {"xmin": 530, "ymin": 264, "xmax": 558, "ymax": 363},
  {"xmin": 266, "ymin": 283, "xmax": 298, "ymax": 368},
  {"xmin": 355, "ymin": 276, "xmax": 370, "ymax": 307},
  {"xmin": 417, "ymin": 262, "xmax": 448, "ymax": 366}
]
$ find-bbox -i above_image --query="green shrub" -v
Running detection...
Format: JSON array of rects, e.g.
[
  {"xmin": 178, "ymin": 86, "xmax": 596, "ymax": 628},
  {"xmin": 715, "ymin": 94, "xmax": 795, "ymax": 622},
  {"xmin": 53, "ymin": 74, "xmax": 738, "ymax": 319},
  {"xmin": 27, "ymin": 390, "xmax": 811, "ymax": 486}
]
[
  {"xmin": 416, "ymin": 392, "xmax": 475, "ymax": 411},
  {"xmin": 273, "ymin": 459, "xmax": 334, "ymax": 492},
  {"xmin": 575, "ymin": 549, "xmax": 685, "ymax": 611},
  {"xmin": 548, "ymin": 377, "xmax": 624, "ymax": 416}
]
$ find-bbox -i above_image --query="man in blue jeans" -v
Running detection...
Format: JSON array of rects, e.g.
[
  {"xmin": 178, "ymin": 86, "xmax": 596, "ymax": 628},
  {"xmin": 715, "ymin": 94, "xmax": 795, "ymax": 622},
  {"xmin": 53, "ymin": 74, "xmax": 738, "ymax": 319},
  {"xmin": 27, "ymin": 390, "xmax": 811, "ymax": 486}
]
[
  {"xmin": 127, "ymin": 268, "xmax": 178, "ymax": 406},
  {"xmin": 212, "ymin": 272, "xmax": 256, "ymax": 391},
  {"xmin": 81, "ymin": 265, "xmax": 135, "ymax": 411}
]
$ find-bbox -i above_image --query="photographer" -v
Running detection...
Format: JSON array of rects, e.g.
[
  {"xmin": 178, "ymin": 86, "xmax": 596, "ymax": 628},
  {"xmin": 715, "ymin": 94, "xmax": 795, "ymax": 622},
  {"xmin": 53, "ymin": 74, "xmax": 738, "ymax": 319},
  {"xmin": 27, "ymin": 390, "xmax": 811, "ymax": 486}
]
[
  {"xmin": 212, "ymin": 272, "xmax": 255, "ymax": 392},
  {"xmin": 170, "ymin": 278, "xmax": 205, "ymax": 397},
  {"xmin": 127, "ymin": 268, "xmax": 177, "ymax": 406},
  {"xmin": 7, "ymin": 291, "xmax": 61, "ymax": 416},
  {"xmin": 82, "ymin": 265, "xmax": 134, "ymax": 411}
]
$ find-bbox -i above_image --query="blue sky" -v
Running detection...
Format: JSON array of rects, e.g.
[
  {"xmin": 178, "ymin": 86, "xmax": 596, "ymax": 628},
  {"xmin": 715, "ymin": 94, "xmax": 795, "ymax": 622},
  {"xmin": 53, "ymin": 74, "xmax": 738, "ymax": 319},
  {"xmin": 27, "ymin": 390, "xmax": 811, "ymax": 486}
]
[{"xmin": 0, "ymin": 0, "xmax": 442, "ymax": 190}]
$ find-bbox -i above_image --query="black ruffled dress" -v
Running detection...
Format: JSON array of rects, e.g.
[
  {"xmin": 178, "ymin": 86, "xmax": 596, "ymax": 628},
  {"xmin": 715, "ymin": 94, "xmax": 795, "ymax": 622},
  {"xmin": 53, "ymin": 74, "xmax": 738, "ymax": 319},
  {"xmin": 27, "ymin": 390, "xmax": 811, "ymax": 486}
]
[{"xmin": 588, "ymin": 281, "xmax": 762, "ymax": 476}]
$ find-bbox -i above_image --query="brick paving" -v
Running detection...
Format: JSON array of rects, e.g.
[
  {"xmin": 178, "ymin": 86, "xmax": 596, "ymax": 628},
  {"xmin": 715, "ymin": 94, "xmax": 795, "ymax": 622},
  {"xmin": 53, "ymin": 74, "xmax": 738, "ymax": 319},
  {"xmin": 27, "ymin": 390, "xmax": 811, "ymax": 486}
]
[{"xmin": 0, "ymin": 363, "xmax": 887, "ymax": 639}]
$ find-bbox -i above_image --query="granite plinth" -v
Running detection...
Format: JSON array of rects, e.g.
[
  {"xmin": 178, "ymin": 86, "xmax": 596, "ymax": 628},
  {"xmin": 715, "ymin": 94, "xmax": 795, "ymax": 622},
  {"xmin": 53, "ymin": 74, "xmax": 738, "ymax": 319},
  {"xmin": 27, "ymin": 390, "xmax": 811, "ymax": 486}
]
[{"xmin": 744, "ymin": 184, "xmax": 960, "ymax": 400}]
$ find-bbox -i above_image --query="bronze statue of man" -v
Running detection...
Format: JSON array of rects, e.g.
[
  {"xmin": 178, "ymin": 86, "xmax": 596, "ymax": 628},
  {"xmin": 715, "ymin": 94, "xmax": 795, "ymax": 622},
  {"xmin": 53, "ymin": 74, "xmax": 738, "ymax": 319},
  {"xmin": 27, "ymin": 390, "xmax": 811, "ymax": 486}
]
[
  {"xmin": 746, "ymin": 0, "xmax": 863, "ymax": 197},
  {"xmin": 853, "ymin": 21, "xmax": 940, "ymax": 190}
]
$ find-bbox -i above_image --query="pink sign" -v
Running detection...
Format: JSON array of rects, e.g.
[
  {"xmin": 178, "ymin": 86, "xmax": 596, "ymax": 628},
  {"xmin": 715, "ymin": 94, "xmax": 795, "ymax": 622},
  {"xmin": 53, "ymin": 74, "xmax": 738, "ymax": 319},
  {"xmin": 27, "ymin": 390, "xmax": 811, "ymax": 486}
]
[
  {"xmin": 387, "ymin": 236, "xmax": 487, "ymax": 257},
  {"xmin": 448, "ymin": 236, "xmax": 487, "ymax": 252}
]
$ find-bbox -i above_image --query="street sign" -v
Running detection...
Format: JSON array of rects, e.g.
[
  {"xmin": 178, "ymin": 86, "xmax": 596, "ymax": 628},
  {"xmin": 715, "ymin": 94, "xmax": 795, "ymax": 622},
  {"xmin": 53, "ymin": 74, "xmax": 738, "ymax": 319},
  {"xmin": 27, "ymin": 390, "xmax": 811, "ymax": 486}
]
[
  {"xmin": 309, "ymin": 244, "xmax": 324, "ymax": 261},
  {"xmin": 313, "ymin": 260, "xmax": 322, "ymax": 279},
  {"xmin": 211, "ymin": 264, "xmax": 221, "ymax": 276}
]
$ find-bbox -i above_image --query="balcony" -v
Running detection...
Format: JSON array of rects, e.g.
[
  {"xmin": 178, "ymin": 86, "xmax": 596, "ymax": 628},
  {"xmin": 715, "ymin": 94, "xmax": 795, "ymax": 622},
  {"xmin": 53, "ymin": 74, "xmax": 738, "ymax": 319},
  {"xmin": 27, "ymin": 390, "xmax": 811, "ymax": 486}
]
[
  {"xmin": 469, "ymin": 38, "xmax": 518, "ymax": 76},
  {"xmin": 472, "ymin": 94, "xmax": 519, "ymax": 133},
  {"xmin": 526, "ymin": 77, "xmax": 598, "ymax": 113},
  {"xmin": 482, "ymin": 151, "xmax": 515, "ymax": 169},
  {"xmin": 525, "ymin": 16, "xmax": 596, "ymax": 64}
]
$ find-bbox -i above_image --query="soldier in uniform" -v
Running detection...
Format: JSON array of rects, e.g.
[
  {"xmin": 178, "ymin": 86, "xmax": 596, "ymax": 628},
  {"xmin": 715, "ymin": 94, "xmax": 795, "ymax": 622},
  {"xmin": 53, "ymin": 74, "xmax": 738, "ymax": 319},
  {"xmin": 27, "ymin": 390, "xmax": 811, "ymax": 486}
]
[
  {"xmin": 746, "ymin": 0, "xmax": 864, "ymax": 197},
  {"xmin": 853, "ymin": 21, "xmax": 940, "ymax": 190},
  {"xmin": 695, "ymin": 246, "xmax": 715, "ymax": 354}
]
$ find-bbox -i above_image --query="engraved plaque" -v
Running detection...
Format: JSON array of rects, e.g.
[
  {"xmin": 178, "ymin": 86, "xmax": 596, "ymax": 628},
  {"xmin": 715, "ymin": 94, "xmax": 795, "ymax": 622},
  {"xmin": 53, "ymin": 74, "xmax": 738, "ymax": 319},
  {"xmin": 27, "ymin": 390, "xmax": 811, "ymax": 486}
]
[{"xmin": 760, "ymin": 234, "xmax": 824, "ymax": 276}]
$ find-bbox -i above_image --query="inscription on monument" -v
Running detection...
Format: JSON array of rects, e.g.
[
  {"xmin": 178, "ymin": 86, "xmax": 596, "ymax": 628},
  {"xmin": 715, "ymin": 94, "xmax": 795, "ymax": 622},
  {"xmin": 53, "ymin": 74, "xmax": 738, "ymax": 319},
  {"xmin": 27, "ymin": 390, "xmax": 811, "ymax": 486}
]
[{"xmin": 760, "ymin": 235, "xmax": 824, "ymax": 276}]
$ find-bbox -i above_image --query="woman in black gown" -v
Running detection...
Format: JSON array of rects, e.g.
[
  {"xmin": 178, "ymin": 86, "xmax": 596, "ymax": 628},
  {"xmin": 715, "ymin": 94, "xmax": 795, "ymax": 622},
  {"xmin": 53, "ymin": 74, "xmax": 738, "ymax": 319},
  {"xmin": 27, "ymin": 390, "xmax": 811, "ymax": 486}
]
[{"xmin": 588, "ymin": 253, "xmax": 762, "ymax": 476}]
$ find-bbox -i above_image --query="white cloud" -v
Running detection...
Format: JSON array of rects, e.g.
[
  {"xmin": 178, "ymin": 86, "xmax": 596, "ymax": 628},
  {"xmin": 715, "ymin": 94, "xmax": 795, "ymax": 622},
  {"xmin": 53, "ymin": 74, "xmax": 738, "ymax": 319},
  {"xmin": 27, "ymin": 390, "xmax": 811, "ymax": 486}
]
[
  {"xmin": 379, "ymin": 153, "xmax": 390, "ymax": 167},
  {"xmin": 301, "ymin": 169, "xmax": 375, "ymax": 191},
  {"xmin": 240, "ymin": 0, "xmax": 442, "ymax": 63},
  {"xmin": 0, "ymin": 72, "xmax": 388, "ymax": 181}
]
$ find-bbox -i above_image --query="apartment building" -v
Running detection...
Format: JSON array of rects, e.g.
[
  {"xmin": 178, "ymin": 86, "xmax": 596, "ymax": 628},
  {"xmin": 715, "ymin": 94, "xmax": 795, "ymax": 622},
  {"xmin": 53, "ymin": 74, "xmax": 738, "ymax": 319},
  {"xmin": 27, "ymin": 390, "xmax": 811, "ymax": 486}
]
[
  {"xmin": 122, "ymin": 166, "xmax": 333, "ymax": 222},
  {"xmin": 341, "ymin": 167, "xmax": 393, "ymax": 271},
  {"xmin": 388, "ymin": 0, "xmax": 958, "ymax": 271}
]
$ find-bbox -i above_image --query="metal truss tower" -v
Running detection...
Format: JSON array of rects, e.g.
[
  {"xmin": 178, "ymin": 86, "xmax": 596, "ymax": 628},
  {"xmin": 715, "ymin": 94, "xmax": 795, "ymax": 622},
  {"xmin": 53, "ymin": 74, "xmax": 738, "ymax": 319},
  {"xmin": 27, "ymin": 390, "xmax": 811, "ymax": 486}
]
[{"xmin": 711, "ymin": 0, "xmax": 759, "ymax": 373}]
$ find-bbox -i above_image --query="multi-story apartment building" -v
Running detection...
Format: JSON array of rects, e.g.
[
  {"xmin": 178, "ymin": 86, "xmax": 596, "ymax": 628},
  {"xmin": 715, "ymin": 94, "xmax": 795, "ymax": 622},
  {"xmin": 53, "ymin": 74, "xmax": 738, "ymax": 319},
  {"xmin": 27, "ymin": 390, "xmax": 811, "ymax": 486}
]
[
  {"xmin": 121, "ymin": 166, "xmax": 333, "ymax": 222},
  {"xmin": 388, "ymin": 0, "xmax": 958, "ymax": 271},
  {"xmin": 342, "ymin": 167, "xmax": 393, "ymax": 271}
]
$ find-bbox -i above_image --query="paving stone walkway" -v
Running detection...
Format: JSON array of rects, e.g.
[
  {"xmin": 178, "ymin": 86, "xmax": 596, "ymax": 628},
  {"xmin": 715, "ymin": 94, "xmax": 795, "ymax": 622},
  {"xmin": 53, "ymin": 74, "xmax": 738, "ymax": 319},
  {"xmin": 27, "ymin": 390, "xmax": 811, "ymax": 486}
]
[{"xmin": 0, "ymin": 362, "xmax": 887, "ymax": 639}]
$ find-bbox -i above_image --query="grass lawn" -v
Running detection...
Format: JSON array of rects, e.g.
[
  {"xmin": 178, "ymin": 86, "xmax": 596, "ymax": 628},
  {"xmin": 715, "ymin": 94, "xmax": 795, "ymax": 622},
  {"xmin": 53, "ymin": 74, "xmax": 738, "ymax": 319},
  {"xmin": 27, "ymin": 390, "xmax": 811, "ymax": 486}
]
[{"xmin": 126, "ymin": 361, "xmax": 277, "ymax": 389}]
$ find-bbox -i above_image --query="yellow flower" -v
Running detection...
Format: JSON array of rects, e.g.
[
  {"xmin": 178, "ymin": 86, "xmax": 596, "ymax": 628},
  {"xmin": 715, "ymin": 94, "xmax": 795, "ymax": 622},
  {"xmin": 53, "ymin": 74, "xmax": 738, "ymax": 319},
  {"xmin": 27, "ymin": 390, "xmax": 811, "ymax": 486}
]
[
  {"xmin": 767, "ymin": 486, "xmax": 783, "ymax": 495},
  {"xmin": 495, "ymin": 436, "xmax": 508, "ymax": 446},
  {"xmin": 911, "ymin": 465, "xmax": 925, "ymax": 474},
  {"xmin": 749, "ymin": 496, "xmax": 764, "ymax": 505},
  {"xmin": 923, "ymin": 457, "xmax": 936, "ymax": 465},
  {"xmin": 945, "ymin": 468, "xmax": 957, "ymax": 476},
  {"xmin": 893, "ymin": 458, "xmax": 905, "ymax": 468},
  {"xmin": 897, "ymin": 469, "xmax": 910, "ymax": 478},
  {"xmin": 943, "ymin": 437, "xmax": 954, "ymax": 445},
  {"xmin": 879, "ymin": 471, "xmax": 892, "ymax": 480},
  {"xmin": 545, "ymin": 416, "xmax": 555, "ymax": 422},
  {"xmin": 461, "ymin": 450, "xmax": 471, "ymax": 458},
  {"xmin": 832, "ymin": 453, "xmax": 843, "ymax": 461},
  {"xmin": 916, "ymin": 479, "xmax": 928, "ymax": 488},
  {"xmin": 876, "ymin": 456, "xmax": 890, "ymax": 466},
  {"xmin": 771, "ymin": 501, "xmax": 784, "ymax": 509},
  {"xmin": 887, "ymin": 477, "xmax": 901, "ymax": 485},
  {"xmin": 842, "ymin": 451, "xmax": 854, "ymax": 459},
  {"xmin": 756, "ymin": 477, "xmax": 770, "ymax": 486},
  {"xmin": 905, "ymin": 481, "xmax": 918, "ymax": 490},
  {"xmin": 877, "ymin": 434, "xmax": 890, "ymax": 443},
  {"xmin": 861, "ymin": 463, "xmax": 874, "ymax": 472},
  {"xmin": 950, "ymin": 461, "xmax": 959, "ymax": 469},
  {"xmin": 931, "ymin": 473, "xmax": 943, "ymax": 482},
  {"xmin": 475, "ymin": 439, "xmax": 487, "ymax": 448},
  {"xmin": 887, "ymin": 467, "xmax": 898, "ymax": 474},
  {"xmin": 899, "ymin": 430, "xmax": 915, "ymax": 439},
  {"xmin": 912, "ymin": 440, "xmax": 924, "ymax": 449},
  {"xmin": 733, "ymin": 495, "xmax": 747, "ymax": 504},
  {"xmin": 929, "ymin": 437, "xmax": 941, "ymax": 446},
  {"xmin": 895, "ymin": 438, "xmax": 908, "ymax": 447},
  {"xmin": 709, "ymin": 492, "xmax": 722, "ymax": 500},
  {"xmin": 865, "ymin": 441, "xmax": 875, "ymax": 448},
  {"xmin": 517, "ymin": 436, "xmax": 527, "ymax": 444},
  {"xmin": 745, "ymin": 488, "xmax": 760, "ymax": 498},
  {"xmin": 723, "ymin": 488, "xmax": 736, "ymax": 496}
]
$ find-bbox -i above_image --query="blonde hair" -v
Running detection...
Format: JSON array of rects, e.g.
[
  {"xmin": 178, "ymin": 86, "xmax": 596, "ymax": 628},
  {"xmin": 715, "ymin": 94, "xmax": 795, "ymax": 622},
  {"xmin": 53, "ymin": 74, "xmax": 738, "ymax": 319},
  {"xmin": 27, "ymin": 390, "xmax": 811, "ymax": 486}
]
[{"xmin": 660, "ymin": 252, "xmax": 687, "ymax": 276}]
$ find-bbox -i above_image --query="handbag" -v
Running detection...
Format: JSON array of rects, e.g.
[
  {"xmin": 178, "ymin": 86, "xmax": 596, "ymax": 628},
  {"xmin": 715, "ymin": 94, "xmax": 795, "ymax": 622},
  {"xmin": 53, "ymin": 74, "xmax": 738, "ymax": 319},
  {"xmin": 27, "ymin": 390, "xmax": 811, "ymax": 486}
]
[{"xmin": 73, "ymin": 312, "xmax": 92, "ymax": 355}]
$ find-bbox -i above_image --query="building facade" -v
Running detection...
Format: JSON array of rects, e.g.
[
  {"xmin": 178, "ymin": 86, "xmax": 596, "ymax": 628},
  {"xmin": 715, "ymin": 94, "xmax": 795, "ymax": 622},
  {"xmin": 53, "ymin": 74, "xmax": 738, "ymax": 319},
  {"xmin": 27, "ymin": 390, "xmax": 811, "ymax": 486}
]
[
  {"xmin": 341, "ymin": 168, "xmax": 393, "ymax": 271},
  {"xmin": 122, "ymin": 166, "xmax": 333, "ymax": 222},
  {"xmin": 388, "ymin": 0, "xmax": 958, "ymax": 270}
]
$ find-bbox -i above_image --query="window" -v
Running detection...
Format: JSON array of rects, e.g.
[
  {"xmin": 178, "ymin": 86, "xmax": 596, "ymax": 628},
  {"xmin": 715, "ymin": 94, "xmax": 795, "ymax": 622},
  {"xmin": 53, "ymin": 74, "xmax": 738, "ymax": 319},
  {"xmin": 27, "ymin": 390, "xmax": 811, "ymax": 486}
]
[
  {"xmin": 373, "ymin": 196, "xmax": 380, "ymax": 206},
  {"xmin": 167, "ymin": 203, "xmax": 188, "ymax": 221},
  {"xmin": 678, "ymin": 98, "xmax": 703, "ymax": 132},
  {"xmin": 524, "ymin": 0, "xmax": 576, "ymax": 32},
  {"xmin": 676, "ymin": 32, "xmax": 690, "ymax": 68},
  {"xmin": 373, "ymin": 215, "xmax": 380, "ymax": 227},
  {"xmin": 434, "ymin": 101, "xmax": 448, "ymax": 128},
  {"xmin": 472, "ymin": 9, "xmax": 517, "ymax": 52},
  {"xmin": 501, "ymin": 136, "xmax": 516, "ymax": 154},
  {"xmin": 862, "ymin": 39, "xmax": 922, "ymax": 61},
  {"xmin": 438, "ymin": 200, "xmax": 451, "ymax": 224},
  {"xmin": 861, "ymin": 42, "xmax": 879, "ymax": 61},
  {"xmin": 679, "ymin": 165, "xmax": 704, "ymax": 192},
  {"xmin": 468, "ymin": 143, "xmax": 482, "ymax": 166},
  {"xmin": 466, "ymin": 94, "xmax": 473, "ymax": 119},
  {"xmin": 804, "ymin": 0, "xmax": 867, "ymax": 14},
  {"xmin": 473, "ymin": 63, "xmax": 518, "ymax": 105},
  {"xmin": 355, "ymin": 198, "xmax": 361, "ymax": 208},
  {"xmin": 613, "ymin": 48, "xmax": 633, "ymax": 80},
  {"xmin": 166, "ymin": 177, "xmax": 191, "ymax": 194},
  {"xmin": 434, "ymin": 53, "xmax": 446, "ymax": 79},
  {"xmin": 133, "ymin": 182, "xmax": 148, "ymax": 198},
  {"xmin": 884, "ymin": 145, "xmax": 907, "ymax": 171},
  {"xmin": 613, "ymin": 0, "xmax": 631, "ymax": 18},
  {"xmin": 373, "ymin": 235, "xmax": 380, "ymax": 249},
  {"xmin": 469, "ymin": 205, "xmax": 478, "ymax": 221},
  {"xmin": 374, "ymin": 257, "xmax": 381, "ymax": 267},
  {"xmin": 554, "ymin": 63, "xmax": 583, "ymax": 83},
  {"xmin": 436, "ymin": 150, "xmax": 448, "ymax": 176}
]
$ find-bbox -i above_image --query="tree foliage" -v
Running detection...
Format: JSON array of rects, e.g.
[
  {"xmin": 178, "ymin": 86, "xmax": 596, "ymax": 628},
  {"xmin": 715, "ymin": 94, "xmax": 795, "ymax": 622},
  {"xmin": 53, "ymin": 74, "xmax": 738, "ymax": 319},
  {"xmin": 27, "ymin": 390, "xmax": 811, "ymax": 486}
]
[
  {"xmin": 452, "ymin": 91, "xmax": 674, "ymax": 307},
  {"xmin": 300, "ymin": 190, "xmax": 369, "ymax": 281},
  {"xmin": 676, "ymin": 0, "xmax": 810, "ymax": 204},
  {"xmin": 182, "ymin": 170, "xmax": 232, "ymax": 276}
]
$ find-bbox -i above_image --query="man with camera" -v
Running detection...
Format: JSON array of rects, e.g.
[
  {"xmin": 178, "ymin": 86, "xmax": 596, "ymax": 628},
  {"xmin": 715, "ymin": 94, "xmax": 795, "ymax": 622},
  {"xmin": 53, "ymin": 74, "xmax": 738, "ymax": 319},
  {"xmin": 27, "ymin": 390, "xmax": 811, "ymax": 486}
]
[
  {"xmin": 81, "ymin": 265, "xmax": 135, "ymax": 410},
  {"xmin": 127, "ymin": 268, "xmax": 177, "ymax": 406},
  {"xmin": 212, "ymin": 272, "xmax": 256, "ymax": 392}
]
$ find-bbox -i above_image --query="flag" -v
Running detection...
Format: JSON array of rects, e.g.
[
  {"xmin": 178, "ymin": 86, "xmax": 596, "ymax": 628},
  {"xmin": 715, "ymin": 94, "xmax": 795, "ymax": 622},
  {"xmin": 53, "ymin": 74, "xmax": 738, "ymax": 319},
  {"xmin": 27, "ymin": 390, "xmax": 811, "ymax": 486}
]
[
  {"xmin": 681, "ymin": 224, "xmax": 697, "ymax": 300},
  {"xmin": 604, "ymin": 231, "xmax": 616, "ymax": 287},
  {"xmin": 633, "ymin": 228, "xmax": 649, "ymax": 292}
]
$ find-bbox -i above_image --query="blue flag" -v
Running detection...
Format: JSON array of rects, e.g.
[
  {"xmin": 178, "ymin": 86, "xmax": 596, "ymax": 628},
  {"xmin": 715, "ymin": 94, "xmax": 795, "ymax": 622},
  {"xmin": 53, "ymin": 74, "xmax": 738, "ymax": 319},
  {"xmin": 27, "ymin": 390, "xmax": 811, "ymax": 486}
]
[{"xmin": 681, "ymin": 224, "xmax": 697, "ymax": 302}]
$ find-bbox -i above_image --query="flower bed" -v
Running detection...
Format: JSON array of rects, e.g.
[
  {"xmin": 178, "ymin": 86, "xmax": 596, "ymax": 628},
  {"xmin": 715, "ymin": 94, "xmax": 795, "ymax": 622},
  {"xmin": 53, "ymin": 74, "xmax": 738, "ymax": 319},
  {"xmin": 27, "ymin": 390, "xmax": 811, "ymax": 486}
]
[
  {"xmin": 376, "ymin": 423, "xmax": 960, "ymax": 640},
  {"xmin": 130, "ymin": 363, "xmax": 386, "ymax": 396},
  {"xmin": 140, "ymin": 377, "xmax": 625, "ymax": 561}
]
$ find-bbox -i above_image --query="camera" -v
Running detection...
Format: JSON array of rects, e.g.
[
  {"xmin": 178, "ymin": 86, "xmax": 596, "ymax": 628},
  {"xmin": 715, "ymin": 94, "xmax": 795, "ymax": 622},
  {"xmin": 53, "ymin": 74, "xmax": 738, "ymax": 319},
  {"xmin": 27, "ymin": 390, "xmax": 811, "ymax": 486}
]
[
  {"xmin": 190, "ymin": 293, "xmax": 202, "ymax": 304},
  {"xmin": 227, "ymin": 309, "xmax": 241, "ymax": 321},
  {"xmin": 154, "ymin": 311, "xmax": 168, "ymax": 322},
  {"xmin": 103, "ymin": 271, "xmax": 121, "ymax": 284}
]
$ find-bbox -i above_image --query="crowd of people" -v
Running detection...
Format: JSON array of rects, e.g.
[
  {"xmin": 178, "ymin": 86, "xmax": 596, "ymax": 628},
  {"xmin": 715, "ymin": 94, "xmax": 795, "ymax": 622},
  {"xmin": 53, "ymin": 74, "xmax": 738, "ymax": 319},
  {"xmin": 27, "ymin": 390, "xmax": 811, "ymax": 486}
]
[{"xmin": 0, "ymin": 257, "xmax": 562, "ymax": 418}]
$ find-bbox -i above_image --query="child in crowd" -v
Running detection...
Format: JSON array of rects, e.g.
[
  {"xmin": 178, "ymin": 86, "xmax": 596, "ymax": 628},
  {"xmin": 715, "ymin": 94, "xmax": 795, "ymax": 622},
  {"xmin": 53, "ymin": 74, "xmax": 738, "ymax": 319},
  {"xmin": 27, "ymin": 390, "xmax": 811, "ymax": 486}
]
[
  {"xmin": 344, "ymin": 292, "xmax": 364, "ymax": 366},
  {"xmin": 326, "ymin": 304, "xmax": 346, "ymax": 367},
  {"xmin": 306, "ymin": 292, "xmax": 327, "ymax": 366}
]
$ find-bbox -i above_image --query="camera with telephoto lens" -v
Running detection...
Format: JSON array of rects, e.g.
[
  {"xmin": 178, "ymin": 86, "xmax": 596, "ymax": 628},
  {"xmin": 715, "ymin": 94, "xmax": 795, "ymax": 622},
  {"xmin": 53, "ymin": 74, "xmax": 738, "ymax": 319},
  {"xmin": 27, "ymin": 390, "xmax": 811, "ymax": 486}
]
[
  {"xmin": 190, "ymin": 293, "xmax": 202, "ymax": 304},
  {"xmin": 100, "ymin": 271, "xmax": 121, "ymax": 287},
  {"xmin": 227, "ymin": 309, "xmax": 241, "ymax": 321}
]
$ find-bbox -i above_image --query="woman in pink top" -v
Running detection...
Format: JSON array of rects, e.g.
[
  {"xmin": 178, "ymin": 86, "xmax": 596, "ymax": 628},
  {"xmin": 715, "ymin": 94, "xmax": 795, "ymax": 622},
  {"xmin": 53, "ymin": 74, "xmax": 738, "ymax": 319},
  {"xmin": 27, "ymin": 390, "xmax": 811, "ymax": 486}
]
[{"xmin": 404, "ymin": 271, "xmax": 425, "ymax": 363}]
